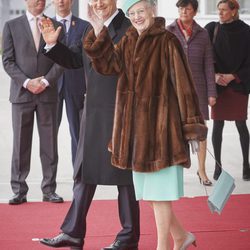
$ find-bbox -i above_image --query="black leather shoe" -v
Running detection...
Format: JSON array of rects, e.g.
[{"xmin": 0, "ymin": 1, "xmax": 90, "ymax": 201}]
[
  {"xmin": 102, "ymin": 240, "xmax": 138, "ymax": 250},
  {"xmin": 40, "ymin": 233, "xmax": 83, "ymax": 248},
  {"xmin": 9, "ymin": 194, "xmax": 27, "ymax": 205},
  {"xmin": 43, "ymin": 192, "xmax": 64, "ymax": 203}
]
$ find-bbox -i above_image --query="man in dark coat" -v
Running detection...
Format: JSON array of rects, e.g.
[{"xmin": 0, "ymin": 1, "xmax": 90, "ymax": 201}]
[
  {"xmin": 53, "ymin": 0, "xmax": 89, "ymax": 165},
  {"xmin": 39, "ymin": 1, "xmax": 140, "ymax": 250}
]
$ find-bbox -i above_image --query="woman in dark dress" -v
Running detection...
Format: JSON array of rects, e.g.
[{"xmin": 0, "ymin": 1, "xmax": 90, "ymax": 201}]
[{"xmin": 205, "ymin": 0, "xmax": 250, "ymax": 181}]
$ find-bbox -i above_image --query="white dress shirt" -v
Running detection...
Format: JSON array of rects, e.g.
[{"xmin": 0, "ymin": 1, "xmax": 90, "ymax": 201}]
[{"xmin": 24, "ymin": 11, "xmax": 49, "ymax": 88}]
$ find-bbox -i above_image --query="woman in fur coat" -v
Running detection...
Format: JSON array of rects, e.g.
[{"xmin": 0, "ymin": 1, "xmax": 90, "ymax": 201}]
[{"xmin": 85, "ymin": 0, "xmax": 207, "ymax": 249}]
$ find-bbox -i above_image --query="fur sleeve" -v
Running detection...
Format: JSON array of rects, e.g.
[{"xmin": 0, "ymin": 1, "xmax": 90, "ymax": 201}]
[{"xmin": 83, "ymin": 27, "xmax": 123, "ymax": 75}]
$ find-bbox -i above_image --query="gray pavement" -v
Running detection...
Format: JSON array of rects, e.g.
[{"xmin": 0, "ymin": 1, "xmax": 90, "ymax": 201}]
[{"xmin": 0, "ymin": 57, "xmax": 249, "ymax": 203}]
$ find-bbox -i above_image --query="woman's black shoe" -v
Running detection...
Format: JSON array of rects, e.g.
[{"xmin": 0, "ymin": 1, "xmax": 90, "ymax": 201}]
[{"xmin": 243, "ymin": 165, "xmax": 250, "ymax": 181}]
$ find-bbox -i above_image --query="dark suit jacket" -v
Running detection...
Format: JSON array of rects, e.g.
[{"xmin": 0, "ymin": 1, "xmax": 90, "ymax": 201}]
[
  {"xmin": 46, "ymin": 10, "xmax": 133, "ymax": 185},
  {"xmin": 2, "ymin": 14, "xmax": 63, "ymax": 103},
  {"xmin": 56, "ymin": 15, "xmax": 89, "ymax": 96}
]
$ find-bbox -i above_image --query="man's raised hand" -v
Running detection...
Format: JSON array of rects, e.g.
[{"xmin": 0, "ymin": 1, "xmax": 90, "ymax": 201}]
[{"xmin": 40, "ymin": 17, "xmax": 62, "ymax": 45}]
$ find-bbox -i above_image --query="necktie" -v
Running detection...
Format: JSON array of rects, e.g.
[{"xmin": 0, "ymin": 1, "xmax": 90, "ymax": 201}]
[
  {"xmin": 32, "ymin": 16, "xmax": 40, "ymax": 51},
  {"xmin": 61, "ymin": 19, "xmax": 68, "ymax": 45}
]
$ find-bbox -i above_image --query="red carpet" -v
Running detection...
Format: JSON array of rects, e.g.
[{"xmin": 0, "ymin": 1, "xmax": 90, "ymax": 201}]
[{"xmin": 0, "ymin": 194, "xmax": 250, "ymax": 250}]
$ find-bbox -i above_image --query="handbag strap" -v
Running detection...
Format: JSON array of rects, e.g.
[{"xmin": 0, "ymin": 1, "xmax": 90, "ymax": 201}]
[
  {"xmin": 212, "ymin": 22, "xmax": 219, "ymax": 45},
  {"xmin": 198, "ymin": 148, "xmax": 223, "ymax": 197},
  {"xmin": 206, "ymin": 148, "xmax": 223, "ymax": 169}
]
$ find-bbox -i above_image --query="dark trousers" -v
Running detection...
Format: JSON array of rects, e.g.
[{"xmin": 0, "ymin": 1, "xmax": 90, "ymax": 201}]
[
  {"xmin": 61, "ymin": 179, "xmax": 140, "ymax": 244},
  {"xmin": 11, "ymin": 101, "xmax": 58, "ymax": 195},
  {"xmin": 57, "ymin": 84, "xmax": 84, "ymax": 165}
]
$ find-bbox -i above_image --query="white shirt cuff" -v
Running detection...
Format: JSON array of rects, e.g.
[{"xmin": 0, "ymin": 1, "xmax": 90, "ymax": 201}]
[
  {"xmin": 44, "ymin": 43, "xmax": 56, "ymax": 52},
  {"xmin": 41, "ymin": 78, "xmax": 49, "ymax": 87},
  {"xmin": 23, "ymin": 78, "xmax": 30, "ymax": 88}
]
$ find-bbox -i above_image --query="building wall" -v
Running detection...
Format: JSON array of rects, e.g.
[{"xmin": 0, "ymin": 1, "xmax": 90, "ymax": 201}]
[
  {"xmin": 0, "ymin": 0, "xmax": 79, "ymax": 42},
  {"xmin": 0, "ymin": 0, "xmax": 9, "ymax": 33},
  {"xmin": 0, "ymin": 0, "xmax": 55, "ymax": 33},
  {"xmin": 157, "ymin": 0, "xmax": 250, "ymax": 26},
  {"xmin": 79, "ymin": 0, "xmax": 250, "ymax": 26},
  {"xmin": 1, "ymin": 0, "xmax": 250, "ymax": 43}
]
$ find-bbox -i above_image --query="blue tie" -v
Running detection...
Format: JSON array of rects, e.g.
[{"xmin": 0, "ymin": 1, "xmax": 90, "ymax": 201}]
[{"xmin": 61, "ymin": 19, "xmax": 68, "ymax": 45}]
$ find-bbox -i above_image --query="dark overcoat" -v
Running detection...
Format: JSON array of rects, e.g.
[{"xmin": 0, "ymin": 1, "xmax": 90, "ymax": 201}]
[
  {"xmin": 46, "ymin": 10, "xmax": 133, "ymax": 185},
  {"xmin": 84, "ymin": 17, "xmax": 208, "ymax": 173},
  {"xmin": 205, "ymin": 20, "xmax": 250, "ymax": 94}
]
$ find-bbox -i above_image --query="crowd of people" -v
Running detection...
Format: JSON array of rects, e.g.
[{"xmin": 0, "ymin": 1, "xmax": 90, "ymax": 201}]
[{"xmin": 1, "ymin": 0, "xmax": 250, "ymax": 249}]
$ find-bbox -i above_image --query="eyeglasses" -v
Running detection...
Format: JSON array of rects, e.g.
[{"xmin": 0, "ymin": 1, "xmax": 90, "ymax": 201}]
[{"xmin": 127, "ymin": 8, "xmax": 147, "ymax": 18}]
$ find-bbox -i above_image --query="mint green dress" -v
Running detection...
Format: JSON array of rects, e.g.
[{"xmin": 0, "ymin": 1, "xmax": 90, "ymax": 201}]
[{"xmin": 132, "ymin": 165, "xmax": 184, "ymax": 201}]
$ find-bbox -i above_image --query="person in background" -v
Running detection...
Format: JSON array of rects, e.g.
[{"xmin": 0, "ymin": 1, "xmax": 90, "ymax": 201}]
[
  {"xmin": 39, "ymin": 0, "xmax": 140, "ymax": 249},
  {"xmin": 167, "ymin": 0, "xmax": 217, "ymax": 186},
  {"xmin": 53, "ymin": 0, "xmax": 89, "ymax": 165},
  {"xmin": 2, "ymin": 0, "xmax": 64, "ymax": 205},
  {"xmin": 205, "ymin": 0, "xmax": 250, "ymax": 181},
  {"xmin": 83, "ymin": 0, "xmax": 207, "ymax": 249}
]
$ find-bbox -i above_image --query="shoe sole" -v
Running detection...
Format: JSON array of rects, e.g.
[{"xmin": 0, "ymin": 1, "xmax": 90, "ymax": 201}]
[
  {"xmin": 9, "ymin": 199, "xmax": 27, "ymax": 205},
  {"xmin": 243, "ymin": 177, "xmax": 250, "ymax": 181},
  {"xmin": 102, "ymin": 247, "xmax": 138, "ymax": 250},
  {"xmin": 40, "ymin": 241, "xmax": 82, "ymax": 248},
  {"xmin": 42, "ymin": 198, "xmax": 64, "ymax": 203}
]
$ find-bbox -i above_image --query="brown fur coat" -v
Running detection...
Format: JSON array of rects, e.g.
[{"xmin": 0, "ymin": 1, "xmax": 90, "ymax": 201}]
[{"xmin": 84, "ymin": 17, "xmax": 207, "ymax": 172}]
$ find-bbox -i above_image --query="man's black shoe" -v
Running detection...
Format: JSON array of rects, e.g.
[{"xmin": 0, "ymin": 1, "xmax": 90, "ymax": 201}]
[
  {"xmin": 9, "ymin": 194, "xmax": 27, "ymax": 205},
  {"xmin": 101, "ymin": 240, "xmax": 138, "ymax": 250},
  {"xmin": 40, "ymin": 233, "xmax": 83, "ymax": 248},
  {"xmin": 43, "ymin": 192, "xmax": 64, "ymax": 203}
]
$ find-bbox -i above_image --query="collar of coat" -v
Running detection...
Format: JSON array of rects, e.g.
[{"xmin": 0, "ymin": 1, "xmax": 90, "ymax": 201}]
[
  {"xmin": 168, "ymin": 19, "xmax": 204, "ymax": 37},
  {"xmin": 126, "ymin": 17, "xmax": 167, "ymax": 39}
]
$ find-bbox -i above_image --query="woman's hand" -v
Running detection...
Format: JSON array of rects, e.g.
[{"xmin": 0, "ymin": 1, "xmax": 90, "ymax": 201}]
[
  {"xmin": 215, "ymin": 73, "xmax": 227, "ymax": 86},
  {"xmin": 208, "ymin": 97, "xmax": 216, "ymax": 107},
  {"xmin": 87, "ymin": 3, "xmax": 104, "ymax": 37},
  {"xmin": 40, "ymin": 17, "xmax": 62, "ymax": 45},
  {"xmin": 215, "ymin": 73, "xmax": 235, "ymax": 86},
  {"xmin": 221, "ymin": 74, "xmax": 235, "ymax": 84}
]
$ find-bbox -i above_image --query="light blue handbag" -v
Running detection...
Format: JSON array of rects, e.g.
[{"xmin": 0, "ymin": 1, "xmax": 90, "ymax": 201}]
[{"xmin": 207, "ymin": 169, "xmax": 235, "ymax": 214}]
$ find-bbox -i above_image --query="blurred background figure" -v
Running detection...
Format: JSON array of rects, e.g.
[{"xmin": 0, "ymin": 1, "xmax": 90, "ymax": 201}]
[
  {"xmin": 53, "ymin": 0, "xmax": 89, "ymax": 166},
  {"xmin": 205, "ymin": 0, "xmax": 250, "ymax": 181},
  {"xmin": 167, "ymin": 0, "xmax": 217, "ymax": 186},
  {"xmin": 2, "ymin": 0, "xmax": 64, "ymax": 205}
]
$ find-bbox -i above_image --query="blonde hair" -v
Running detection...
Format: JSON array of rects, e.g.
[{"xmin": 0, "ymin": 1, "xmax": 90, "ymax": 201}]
[{"xmin": 217, "ymin": 0, "xmax": 240, "ymax": 20}]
